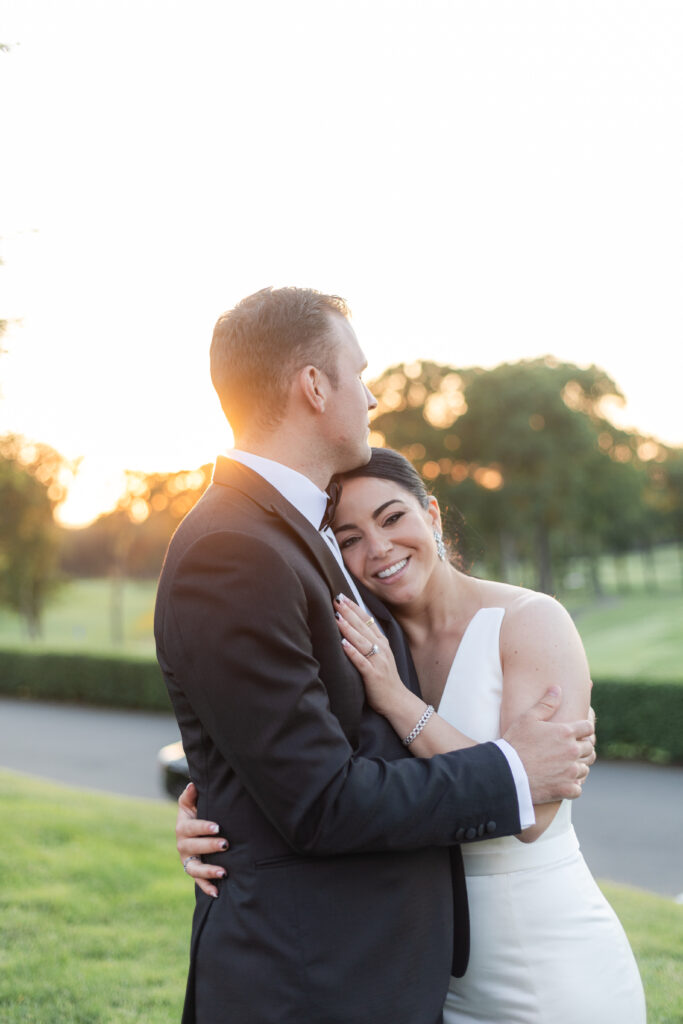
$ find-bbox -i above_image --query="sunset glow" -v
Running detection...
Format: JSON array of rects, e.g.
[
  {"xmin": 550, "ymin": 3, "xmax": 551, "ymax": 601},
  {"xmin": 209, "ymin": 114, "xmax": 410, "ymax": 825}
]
[
  {"xmin": 1, "ymin": 1, "xmax": 681, "ymax": 527},
  {"xmin": 55, "ymin": 460, "xmax": 129, "ymax": 528}
]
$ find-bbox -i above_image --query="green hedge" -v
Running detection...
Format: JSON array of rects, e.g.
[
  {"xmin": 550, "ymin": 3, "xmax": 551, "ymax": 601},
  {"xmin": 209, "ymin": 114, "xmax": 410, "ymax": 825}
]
[
  {"xmin": 0, "ymin": 651, "xmax": 681, "ymax": 763},
  {"xmin": 0, "ymin": 649, "xmax": 171, "ymax": 712},
  {"xmin": 591, "ymin": 678, "xmax": 683, "ymax": 764}
]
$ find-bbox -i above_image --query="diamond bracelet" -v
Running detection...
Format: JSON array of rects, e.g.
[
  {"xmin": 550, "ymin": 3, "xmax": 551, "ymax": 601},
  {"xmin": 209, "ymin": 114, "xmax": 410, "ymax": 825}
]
[{"xmin": 403, "ymin": 704, "xmax": 435, "ymax": 747}]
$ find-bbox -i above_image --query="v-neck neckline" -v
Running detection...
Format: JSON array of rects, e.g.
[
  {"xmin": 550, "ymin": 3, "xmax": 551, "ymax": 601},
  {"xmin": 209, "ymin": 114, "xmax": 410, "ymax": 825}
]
[{"xmin": 436, "ymin": 607, "xmax": 504, "ymax": 712}]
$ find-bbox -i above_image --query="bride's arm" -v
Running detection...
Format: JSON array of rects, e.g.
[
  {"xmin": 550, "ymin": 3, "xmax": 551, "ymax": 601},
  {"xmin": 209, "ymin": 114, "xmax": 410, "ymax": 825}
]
[
  {"xmin": 499, "ymin": 592, "xmax": 592, "ymax": 842},
  {"xmin": 335, "ymin": 597, "xmax": 477, "ymax": 754},
  {"xmin": 336, "ymin": 593, "xmax": 594, "ymax": 836}
]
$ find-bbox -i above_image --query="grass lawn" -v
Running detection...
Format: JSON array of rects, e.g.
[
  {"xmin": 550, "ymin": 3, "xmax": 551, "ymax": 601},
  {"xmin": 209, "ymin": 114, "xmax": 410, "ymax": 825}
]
[
  {"xmin": 599, "ymin": 882, "xmax": 683, "ymax": 1024},
  {"xmin": 0, "ymin": 771, "xmax": 681, "ymax": 1023},
  {"xmin": 568, "ymin": 591, "xmax": 683, "ymax": 681},
  {"xmin": 0, "ymin": 771, "xmax": 187, "ymax": 1023},
  {"xmin": 0, "ymin": 579, "xmax": 157, "ymax": 659}
]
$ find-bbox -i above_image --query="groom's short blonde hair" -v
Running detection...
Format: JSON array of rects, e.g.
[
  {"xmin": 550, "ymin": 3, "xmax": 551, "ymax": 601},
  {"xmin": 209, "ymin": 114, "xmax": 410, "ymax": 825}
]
[{"xmin": 210, "ymin": 286, "xmax": 350, "ymax": 435}]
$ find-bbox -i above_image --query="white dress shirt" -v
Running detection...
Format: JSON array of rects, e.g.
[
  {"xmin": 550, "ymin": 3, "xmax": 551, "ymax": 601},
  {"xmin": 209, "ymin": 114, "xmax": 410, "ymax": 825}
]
[
  {"xmin": 226, "ymin": 448, "xmax": 367, "ymax": 608},
  {"xmin": 225, "ymin": 449, "xmax": 534, "ymax": 830}
]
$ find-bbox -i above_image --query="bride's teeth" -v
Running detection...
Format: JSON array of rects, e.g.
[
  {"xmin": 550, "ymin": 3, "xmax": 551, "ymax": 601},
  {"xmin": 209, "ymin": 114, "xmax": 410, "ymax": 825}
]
[{"xmin": 377, "ymin": 558, "xmax": 407, "ymax": 579}]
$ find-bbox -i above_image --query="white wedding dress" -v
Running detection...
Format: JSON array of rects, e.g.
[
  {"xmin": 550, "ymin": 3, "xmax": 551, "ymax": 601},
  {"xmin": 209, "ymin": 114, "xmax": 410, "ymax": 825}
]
[{"xmin": 440, "ymin": 608, "xmax": 646, "ymax": 1024}]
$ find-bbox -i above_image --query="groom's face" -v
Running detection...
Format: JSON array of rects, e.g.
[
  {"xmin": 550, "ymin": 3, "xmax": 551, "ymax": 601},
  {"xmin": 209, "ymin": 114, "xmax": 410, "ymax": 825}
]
[{"xmin": 321, "ymin": 315, "xmax": 377, "ymax": 474}]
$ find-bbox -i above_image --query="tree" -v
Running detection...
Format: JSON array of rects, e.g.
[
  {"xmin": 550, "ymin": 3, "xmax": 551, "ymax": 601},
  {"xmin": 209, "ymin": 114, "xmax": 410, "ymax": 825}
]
[
  {"xmin": 0, "ymin": 435, "xmax": 68, "ymax": 636},
  {"xmin": 108, "ymin": 466, "xmax": 211, "ymax": 644},
  {"xmin": 59, "ymin": 465, "xmax": 212, "ymax": 644},
  {"xmin": 642, "ymin": 443, "xmax": 683, "ymax": 587},
  {"xmin": 368, "ymin": 357, "xmax": 655, "ymax": 594},
  {"xmin": 61, "ymin": 465, "xmax": 212, "ymax": 578}
]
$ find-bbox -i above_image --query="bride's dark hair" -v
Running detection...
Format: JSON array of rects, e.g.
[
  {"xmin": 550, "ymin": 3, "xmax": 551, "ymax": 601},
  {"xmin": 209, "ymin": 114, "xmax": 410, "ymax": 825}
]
[{"xmin": 336, "ymin": 447, "xmax": 430, "ymax": 510}]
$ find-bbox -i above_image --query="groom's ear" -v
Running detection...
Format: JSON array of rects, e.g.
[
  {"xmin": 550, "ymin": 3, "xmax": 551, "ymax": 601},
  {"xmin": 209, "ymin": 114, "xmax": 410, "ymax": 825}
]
[{"xmin": 297, "ymin": 364, "xmax": 328, "ymax": 414}]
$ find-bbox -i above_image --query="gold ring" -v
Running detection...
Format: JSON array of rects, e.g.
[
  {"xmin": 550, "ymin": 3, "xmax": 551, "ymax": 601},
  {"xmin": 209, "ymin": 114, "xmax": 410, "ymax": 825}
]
[{"xmin": 365, "ymin": 618, "xmax": 375, "ymax": 626}]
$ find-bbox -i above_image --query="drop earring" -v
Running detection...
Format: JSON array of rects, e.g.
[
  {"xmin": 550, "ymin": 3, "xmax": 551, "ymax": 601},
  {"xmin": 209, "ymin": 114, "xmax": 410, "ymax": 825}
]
[{"xmin": 433, "ymin": 530, "xmax": 447, "ymax": 562}]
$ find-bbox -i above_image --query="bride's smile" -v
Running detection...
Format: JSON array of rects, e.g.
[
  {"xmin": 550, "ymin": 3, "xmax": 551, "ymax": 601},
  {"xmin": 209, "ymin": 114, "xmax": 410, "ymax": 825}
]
[{"xmin": 375, "ymin": 556, "xmax": 410, "ymax": 580}]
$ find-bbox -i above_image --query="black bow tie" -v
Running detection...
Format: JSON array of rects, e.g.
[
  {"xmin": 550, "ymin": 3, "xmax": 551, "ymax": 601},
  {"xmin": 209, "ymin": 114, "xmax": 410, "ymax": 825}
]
[{"xmin": 319, "ymin": 481, "xmax": 341, "ymax": 532}]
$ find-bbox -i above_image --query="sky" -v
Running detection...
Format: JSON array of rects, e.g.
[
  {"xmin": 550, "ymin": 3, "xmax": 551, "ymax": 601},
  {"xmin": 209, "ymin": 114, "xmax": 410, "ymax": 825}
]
[{"xmin": 1, "ymin": 0, "xmax": 682, "ymax": 525}]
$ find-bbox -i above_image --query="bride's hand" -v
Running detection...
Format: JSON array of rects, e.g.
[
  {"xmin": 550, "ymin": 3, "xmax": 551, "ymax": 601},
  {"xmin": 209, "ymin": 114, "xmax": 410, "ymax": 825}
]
[
  {"xmin": 176, "ymin": 782, "xmax": 229, "ymax": 898},
  {"xmin": 334, "ymin": 595, "xmax": 408, "ymax": 716}
]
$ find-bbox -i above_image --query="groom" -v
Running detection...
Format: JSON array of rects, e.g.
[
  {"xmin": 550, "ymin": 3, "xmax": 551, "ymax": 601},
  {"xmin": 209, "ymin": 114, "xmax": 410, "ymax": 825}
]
[{"xmin": 155, "ymin": 286, "xmax": 594, "ymax": 1024}]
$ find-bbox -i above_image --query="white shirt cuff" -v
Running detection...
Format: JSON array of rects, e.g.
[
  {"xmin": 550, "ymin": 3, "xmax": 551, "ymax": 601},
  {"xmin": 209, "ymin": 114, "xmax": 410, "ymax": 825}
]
[{"xmin": 494, "ymin": 738, "xmax": 535, "ymax": 830}]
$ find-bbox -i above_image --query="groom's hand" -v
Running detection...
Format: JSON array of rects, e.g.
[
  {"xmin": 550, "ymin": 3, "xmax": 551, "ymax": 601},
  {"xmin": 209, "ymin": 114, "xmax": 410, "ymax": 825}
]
[{"xmin": 503, "ymin": 687, "xmax": 596, "ymax": 804}]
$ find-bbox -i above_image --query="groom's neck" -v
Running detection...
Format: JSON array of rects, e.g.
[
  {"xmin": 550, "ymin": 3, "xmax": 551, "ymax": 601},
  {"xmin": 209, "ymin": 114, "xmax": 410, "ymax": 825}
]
[{"xmin": 233, "ymin": 429, "xmax": 333, "ymax": 491}]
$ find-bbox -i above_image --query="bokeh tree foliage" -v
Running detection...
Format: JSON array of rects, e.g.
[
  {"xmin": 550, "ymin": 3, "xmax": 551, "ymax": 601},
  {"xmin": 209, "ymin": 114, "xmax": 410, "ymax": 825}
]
[
  {"xmin": 368, "ymin": 358, "xmax": 675, "ymax": 594},
  {"xmin": 59, "ymin": 465, "xmax": 212, "ymax": 644},
  {"xmin": 60, "ymin": 465, "xmax": 212, "ymax": 580},
  {"xmin": 0, "ymin": 435, "xmax": 70, "ymax": 636}
]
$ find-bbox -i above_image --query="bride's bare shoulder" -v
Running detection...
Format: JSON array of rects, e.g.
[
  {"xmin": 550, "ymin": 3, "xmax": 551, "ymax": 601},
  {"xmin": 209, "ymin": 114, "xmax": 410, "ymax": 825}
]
[
  {"xmin": 474, "ymin": 577, "xmax": 546, "ymax": 609},
  {"xmin": 474, "ymin": 578, "xmax": 573, "ymax": 633}
]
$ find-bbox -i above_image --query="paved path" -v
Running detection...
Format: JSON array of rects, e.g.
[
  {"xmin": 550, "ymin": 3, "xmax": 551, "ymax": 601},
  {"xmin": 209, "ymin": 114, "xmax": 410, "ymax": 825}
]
[
  {"xmin": 0, "ymin": 697, "xmax": 179, "ymax": 802},
  {"xmin": 571, "ymin": 760, "xmax": 682, "ymax": 899},
  {"xmin": 1, "ymin": 697, "xmax": 681, "ymax": 898}
]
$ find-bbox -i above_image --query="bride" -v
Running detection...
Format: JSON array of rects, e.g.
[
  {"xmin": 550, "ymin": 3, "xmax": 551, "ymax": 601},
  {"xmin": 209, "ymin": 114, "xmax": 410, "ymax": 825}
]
[{"xmin": 177, "ymin": 447, "xmax": 646, "ymax": 1022}]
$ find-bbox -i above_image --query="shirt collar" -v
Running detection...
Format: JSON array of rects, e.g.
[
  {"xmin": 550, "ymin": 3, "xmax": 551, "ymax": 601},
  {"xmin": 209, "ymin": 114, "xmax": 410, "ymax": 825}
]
[{"xmin": 226, "ymin": 449, "xmax": 328, "ymax": 531}]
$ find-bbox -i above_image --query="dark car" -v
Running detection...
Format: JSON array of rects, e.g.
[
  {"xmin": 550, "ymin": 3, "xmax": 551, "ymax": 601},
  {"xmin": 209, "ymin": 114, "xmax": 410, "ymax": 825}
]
[{"xmin": 158, "ymin": 740, "xmax": 190, "ymax": 799}]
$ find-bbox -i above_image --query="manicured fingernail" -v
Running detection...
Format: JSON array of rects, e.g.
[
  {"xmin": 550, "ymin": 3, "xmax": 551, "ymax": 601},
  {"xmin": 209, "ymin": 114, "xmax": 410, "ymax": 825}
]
[
  {"xmin": 210, "ymin": 890, "xmax": 218, "ymax": 898},
  {"xmin": 210, "ymin": 824, "xmax": 219, "ymax": 834},
  {"xmin": 341, "ymin": 637, "xmax": 350, "ymax": 647},
  {"xmin": 335, "ymin": 593, "xmax": 346, "ymax": 604},
  {"xmin": 334, "ymin": 611, "xmax": 341, "ymax": 620},
  {"xmin": 219, "ymin": 840, "xmax": 228, "ymax": 850},
  {"xmin": 216, "ymin": 869, "xmax": 226, "ymax": 878}
]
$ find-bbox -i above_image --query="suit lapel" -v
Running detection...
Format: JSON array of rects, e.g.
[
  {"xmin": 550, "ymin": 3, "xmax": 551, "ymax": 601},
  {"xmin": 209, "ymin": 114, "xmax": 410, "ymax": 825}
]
[{"xmin": 212, "ymin": 457, "xmax": 356, "ymax": 604}]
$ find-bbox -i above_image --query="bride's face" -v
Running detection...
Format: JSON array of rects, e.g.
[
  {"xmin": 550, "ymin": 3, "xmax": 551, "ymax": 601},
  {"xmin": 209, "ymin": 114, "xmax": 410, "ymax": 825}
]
[{"xmin": 332, "ymin": 475, "xmax": 442, "ymax": 606}]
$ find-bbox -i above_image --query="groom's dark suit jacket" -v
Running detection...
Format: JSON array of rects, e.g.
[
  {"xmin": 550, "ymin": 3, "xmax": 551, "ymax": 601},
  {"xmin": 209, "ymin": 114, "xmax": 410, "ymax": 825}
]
[{"xmin": 154, "ymin": 457, "xmax": 520, "ymax": 1024}]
